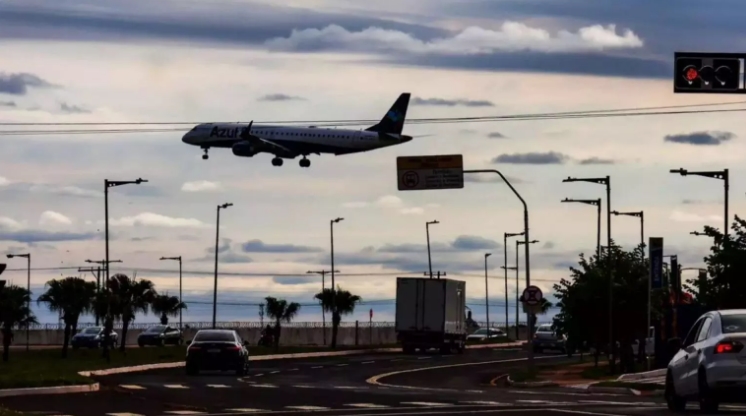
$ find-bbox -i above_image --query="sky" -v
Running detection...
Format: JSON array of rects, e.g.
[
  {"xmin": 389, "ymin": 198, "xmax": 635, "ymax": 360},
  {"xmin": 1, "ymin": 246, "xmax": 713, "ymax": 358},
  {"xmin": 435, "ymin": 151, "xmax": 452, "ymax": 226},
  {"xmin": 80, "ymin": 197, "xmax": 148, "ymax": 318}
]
[{"xmin": 1, "ymin": 0, "xmax": 744, "ymax": 326}]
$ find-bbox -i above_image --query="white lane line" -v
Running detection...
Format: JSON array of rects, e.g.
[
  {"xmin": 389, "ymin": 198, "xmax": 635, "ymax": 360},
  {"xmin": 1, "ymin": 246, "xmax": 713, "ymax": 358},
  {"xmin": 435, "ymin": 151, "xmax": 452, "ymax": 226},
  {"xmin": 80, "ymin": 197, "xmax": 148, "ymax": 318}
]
[
  {"xmin": 362, "ymin": 361, "xmax": 375, "ymax": 364},
  {"xmin": 401, "ymin": 402, "xmax": 452, "ymax": 407},
  {"xmin": 390, "ymin": 359, "xmax": 403, "ymax": 362},
  {"xmin": 251, "ymin": 384, "xmax": 278, "ymax": 388},
  {"xmin": 344, "ymin": 404, "xmax": 389, "ymax": 408},
  {"xmin": 336, "ymin": 363, "xmax": 348, "ymax": 367},
  {"xmin": 333, "ymin": 386, "xmax": 358, "ymax": 389},
  {"xmin": 459, "ymin": 401, "xmax": 508, "ymax": 406},
  {"xmin": 417, "ymin": 357, "xmax": 431, "ymax": 360},
  {"xmin": 579, "ymin": 401, "xmax": 658, "ymax": 406},
  {"xmin": 163, "ymin": 412, "xmax": 205, "ymax": 415},
  {"xmin": 547, "ymin": 409, "xmax": 631, "ymax": 416},
  {"xmin": 293, "ymin": 385, "xmax": 315, "ymax": 388},
  {"xmin": 254, "ymin": 373, "xmax": 264, "ymax": 377},
  {"xmin": 118, "ymin": 385, "xmax": 145, "ymax": 390},
  {"xmin": 223, "ymin": 409, "xmax": 263, "ymax": 413},
  {"xmin": 311, "ymin": 366, "xmax": 323, "ymax": 369},
  {"xmin": 288, "ymin": 368, "xmax": 299, "ymax": 371},
  {"xmin": 517, "ymin": 400, "xmax": 574, "ymax": 405},
  {"xmin": 269, "ymin": 371, "xmax": 279, "ymax": 374},
  {"xmin": 207, "ymin": 384, "xmax": 231, "ymax": 388},
  {"xmin": 164, "ymin": 384, "xmax": 189, "ymax": 389},
  {"xmin": 107, "ymin": 413, "xmax": 145, "ymax": 416},
  {"xmin": 284, "ymin": 406, "xmax": 329, "ymax": 411}
]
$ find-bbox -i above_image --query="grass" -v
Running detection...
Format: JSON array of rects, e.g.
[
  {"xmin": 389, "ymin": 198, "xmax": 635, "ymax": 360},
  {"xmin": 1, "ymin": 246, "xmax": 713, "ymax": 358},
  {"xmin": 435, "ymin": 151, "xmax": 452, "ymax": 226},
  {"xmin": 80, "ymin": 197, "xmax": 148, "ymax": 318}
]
[
  {"xmin": 595, "ymin": 381, "xmax": 663, "ymax": 391},
  {"xmin": 0, "ymin": 407, "xmax": 24, "ymax": 416},
  {"xmin": 0, "ymin": 343, "xmax": 396, "ymax": 390}
]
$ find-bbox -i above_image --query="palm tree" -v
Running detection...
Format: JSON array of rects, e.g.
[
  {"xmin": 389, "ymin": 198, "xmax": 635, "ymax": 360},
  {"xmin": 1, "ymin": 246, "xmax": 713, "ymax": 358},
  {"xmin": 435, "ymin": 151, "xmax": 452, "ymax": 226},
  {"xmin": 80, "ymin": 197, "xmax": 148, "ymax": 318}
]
[
  {"xmin": 151, "ymin": 294, "xmax": 187, "ymax": 325},
  {"xmin": 530, "ymin": 298, "xmax": 553, "ymax": 332},
  {"xmin": 93, "ymin": 289, "xmax": 120, "ymax": 361},
  {"xmin": 264, "ymin": 297, "xmax": 300, "ymax": 351},
  {"xmin": 108, "ymin": 273, "xmax": 156, "ymax": 352},
  {"xmin": 37, "ymin": 277, "xmax": 97, "ymax": 357},
  {"xmin": 0, "ymin": 284, "xmax": 37, "ymax": 362},
  {"xmin": 314, "ymin": 286, "xmax": 361, "ymax": 349}
]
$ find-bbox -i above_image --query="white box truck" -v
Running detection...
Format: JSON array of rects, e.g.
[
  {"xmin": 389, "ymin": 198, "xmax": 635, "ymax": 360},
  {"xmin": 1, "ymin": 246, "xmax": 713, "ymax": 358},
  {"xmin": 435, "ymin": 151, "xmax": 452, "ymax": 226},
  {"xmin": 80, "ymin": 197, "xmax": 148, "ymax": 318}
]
[{"xmin": 395, "ymin": 277, "xmax": 467, "ymax": 354}]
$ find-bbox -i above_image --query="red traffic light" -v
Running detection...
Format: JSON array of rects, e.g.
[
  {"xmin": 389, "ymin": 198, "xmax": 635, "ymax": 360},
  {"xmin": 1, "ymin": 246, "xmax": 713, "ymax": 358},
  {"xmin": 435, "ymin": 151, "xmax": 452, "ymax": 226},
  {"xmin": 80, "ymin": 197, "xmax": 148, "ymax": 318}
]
[{"xmin": 685, "ymin": 66, "xmax": 698, "ymax": 82}]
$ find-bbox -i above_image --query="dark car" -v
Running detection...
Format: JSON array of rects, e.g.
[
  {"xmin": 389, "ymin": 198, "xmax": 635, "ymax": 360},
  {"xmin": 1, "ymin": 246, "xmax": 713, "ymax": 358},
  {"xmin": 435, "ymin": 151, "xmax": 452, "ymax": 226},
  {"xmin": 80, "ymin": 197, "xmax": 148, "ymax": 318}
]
[
  {"xmin": 71, "ymin": 326, "xmax": 119, "ymax": 349},
  {"xmin": 185, "ymin": 329, "xmax": 249, "ymax": 376},
  {"xmin": 138, "ymin": 325, "xmax": 183, "ymax": 347}
]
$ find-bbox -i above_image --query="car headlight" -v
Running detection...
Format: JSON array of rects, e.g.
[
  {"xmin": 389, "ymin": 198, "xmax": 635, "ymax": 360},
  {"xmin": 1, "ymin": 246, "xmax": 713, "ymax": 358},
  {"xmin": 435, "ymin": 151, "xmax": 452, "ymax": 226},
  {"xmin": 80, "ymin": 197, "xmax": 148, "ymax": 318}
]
[{"xmin": 94, "ymin": 335, "xmax": 101, "ymax": 340}]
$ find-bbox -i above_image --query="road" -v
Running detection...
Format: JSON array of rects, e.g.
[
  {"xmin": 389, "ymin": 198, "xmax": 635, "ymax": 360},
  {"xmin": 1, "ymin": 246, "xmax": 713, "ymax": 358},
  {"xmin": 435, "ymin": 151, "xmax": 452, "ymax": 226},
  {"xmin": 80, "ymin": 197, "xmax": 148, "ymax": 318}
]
[{"xmin": 1, "ymin": 348, "xmax": 745, "ymax": 416}]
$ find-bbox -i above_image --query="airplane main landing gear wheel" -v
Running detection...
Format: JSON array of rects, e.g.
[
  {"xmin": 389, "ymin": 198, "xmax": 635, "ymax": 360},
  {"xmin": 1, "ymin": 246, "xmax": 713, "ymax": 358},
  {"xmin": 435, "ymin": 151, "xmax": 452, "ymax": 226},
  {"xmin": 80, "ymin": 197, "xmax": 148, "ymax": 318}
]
[
  {"xmin": 299, "ymin": 158, "xmax": 311, "ymax": 168},
  {"xmin": 271, "ymin": 157, "xmax": 284, "ymax": 166},
  {"xmin": 202, "ymin": 148, "xmax": 209, "ymax": 160}
]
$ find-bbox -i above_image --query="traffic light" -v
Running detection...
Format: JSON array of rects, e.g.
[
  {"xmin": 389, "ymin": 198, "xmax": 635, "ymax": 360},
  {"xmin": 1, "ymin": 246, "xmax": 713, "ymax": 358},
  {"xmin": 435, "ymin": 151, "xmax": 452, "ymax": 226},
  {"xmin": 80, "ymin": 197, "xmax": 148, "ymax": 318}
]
[{"xmin": 674, "ymin": 52, "xmax": 744, "ymax": 93}]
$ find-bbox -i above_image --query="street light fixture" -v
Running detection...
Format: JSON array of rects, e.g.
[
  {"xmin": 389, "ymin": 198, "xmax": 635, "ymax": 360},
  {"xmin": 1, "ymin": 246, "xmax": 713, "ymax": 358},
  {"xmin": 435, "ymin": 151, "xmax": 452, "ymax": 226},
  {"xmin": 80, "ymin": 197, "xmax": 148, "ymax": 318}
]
[
  {"xmin": 160, "ymin": 256, "xmax": 183, "ymax": 331},
  {"xmin": 484, "ymin": 253, "xmax": 492, "ymax": 330},
  {"xmin": 212, "ymin": 202, "xmax": 233, "ymax": 329},
  {"xmin": 611, "ymin": 210, "xmax": 645, "ymax": 252},
  {"xmin": 330, "ymin": 217, "xmax": 344, "ymax": 347},
  {"xmin": 561, "ymin": 198, "xmax": 602, "ymax": 256},
  {"xmin": 104, "ymin": 178, "xmax": 147, "ymax": 285},
  {"xmin": 670, "ymin": 168, "xmax": 729, "ymax": 240},
  {"xmin": 503, "ymin": 232, "xmax": 523, "ymax": 338},
  {"xmin": 426, "ymin": 220, "xmax": 439, "ymax": 279},
  {"xmin": 6, "ymin": 253, "xmax": 30, "ymax": 351}
]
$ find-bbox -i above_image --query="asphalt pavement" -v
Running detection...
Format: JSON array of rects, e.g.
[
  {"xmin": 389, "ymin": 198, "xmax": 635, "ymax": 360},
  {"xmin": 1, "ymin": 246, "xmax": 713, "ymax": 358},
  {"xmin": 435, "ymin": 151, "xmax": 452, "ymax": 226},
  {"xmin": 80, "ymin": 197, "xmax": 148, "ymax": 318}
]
[{"xmin": 2, "ymin": 347, "xmax": 746, "ymax": 416}]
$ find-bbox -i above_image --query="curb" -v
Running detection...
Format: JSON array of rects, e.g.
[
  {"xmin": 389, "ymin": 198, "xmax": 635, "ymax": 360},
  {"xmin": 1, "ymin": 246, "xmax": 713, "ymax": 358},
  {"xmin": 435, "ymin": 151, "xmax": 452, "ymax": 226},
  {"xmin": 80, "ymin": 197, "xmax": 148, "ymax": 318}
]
[
  {"xmin": 587, "ymin": 385, "xmax": 664, "ymax": 396},
  {"xmin": 616, "ymin": 368, "xmax": 666, "ymax": 381},
  {"xmin": 505, "ymin": 374, "xmax": 558, "ymax": 388},
  {"xmin": 0, "ymin": 383, "xmax": 99, "ymax": 398}
]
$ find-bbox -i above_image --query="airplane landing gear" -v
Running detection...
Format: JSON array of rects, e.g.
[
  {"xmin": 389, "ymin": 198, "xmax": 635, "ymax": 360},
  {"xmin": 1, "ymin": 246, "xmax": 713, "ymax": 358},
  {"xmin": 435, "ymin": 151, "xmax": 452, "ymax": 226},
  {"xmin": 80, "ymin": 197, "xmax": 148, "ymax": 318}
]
[
  {"xmin": 271, "ymin": 157, "xmax": 283, "ymax": 167},
  {"xmin": 202, "ymin": 147, "xmax": 209, "ymax": 160},
  {"xmin": 299, "ymin": 157, "xmax": 311, "ymax": 168}
]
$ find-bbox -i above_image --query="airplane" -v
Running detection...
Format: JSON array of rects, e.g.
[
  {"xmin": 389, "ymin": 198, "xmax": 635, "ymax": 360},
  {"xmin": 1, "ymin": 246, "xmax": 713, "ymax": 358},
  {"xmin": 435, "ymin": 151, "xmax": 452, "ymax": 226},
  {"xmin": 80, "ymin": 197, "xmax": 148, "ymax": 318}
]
[{"xmin": 181, "ymin": 93, "xmax": 413, "ymax": 168}]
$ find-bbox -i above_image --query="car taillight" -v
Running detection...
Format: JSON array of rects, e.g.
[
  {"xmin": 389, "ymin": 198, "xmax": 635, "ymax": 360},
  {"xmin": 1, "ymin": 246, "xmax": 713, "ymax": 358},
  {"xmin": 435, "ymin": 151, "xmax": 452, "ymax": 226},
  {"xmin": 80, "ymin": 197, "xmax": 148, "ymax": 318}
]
[
  {"xmin": 188, "ymin": 346, "xmax": 200, "ymax": 351},
  {"xmin": 227, "ymin": 346, "xmax": 241, "ymax": 351},
  {"xmin": 715, "ymin": 340, "xmax": 744, "ymax": 354}
]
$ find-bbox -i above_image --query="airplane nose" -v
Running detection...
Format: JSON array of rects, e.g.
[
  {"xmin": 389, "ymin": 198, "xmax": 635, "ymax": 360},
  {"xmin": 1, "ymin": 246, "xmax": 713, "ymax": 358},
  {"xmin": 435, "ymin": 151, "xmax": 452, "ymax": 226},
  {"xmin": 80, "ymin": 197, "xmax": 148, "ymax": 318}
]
[{"xmin": 182, "ymin": 131, "xmax": 194, "ymax": 144}]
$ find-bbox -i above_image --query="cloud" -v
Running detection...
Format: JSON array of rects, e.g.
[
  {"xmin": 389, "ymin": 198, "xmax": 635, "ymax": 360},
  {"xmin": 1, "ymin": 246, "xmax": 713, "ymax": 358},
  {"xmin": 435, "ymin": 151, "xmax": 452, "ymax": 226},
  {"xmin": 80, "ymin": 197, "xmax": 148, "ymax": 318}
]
[
  {"xmin": 664, "ymin": 131, "xmax": 735, "ymax": 146},
  {"xmin": 487, "ymin": 132, "xmax": 507, "ymax": 139},
  {"xmin": 109, "ymin": 213, "xmax": 207, "ymax": 228},
  {"xmin": 578, "ymin": 157, "xmax": 616, "ymax": 165},
  {"xmin": 272, "ymin": 276, "xmax": 316, "ymax": 285},
  {"xmin": 39, "ymin": 211, "xmax": 73, "ymax": 226},
  {"xmin": 28, "ymin": 184, "xmax": 101, "ymax": 198},
  {"xmin": 200, "ymin": 238, "xmax": 253, "ymax": 263},
  {"xmin": 0, "ymin": 72, "xmax": 53, "ymax": 95},
  {"xmin": 264, "ymin": 22, "xmax": 643, "ymax": 55},
  {"xmin": 0, "ymin": 217, "xmax": 23, "ymax": 230},
  {"xmin": 342, "ymin": 201, "xmax": 368, "ymax": 208},
  {"xmin": 542, "ymin": 242, "xmax": 556, "ymax": 249},
  {"xmin": 451, "ymin": 235, "xmax": 500, "ymax": 250},
  {"xmin": 181, "ymin": 180, "xmax": 222, "ymax": 192},
  {"xmin": 0, "ymin": 101, "xmax": 16, "ymax": 108},
  {"xmin": 411, "ymin": 97, "xmax": 494, "ymax": 107},
  {"xmin": 0, "ymin": 229, "xmax": 99, "ymax": 243},
  {"xmin": 59, "ymin": 102, "xmax": 91, "ymax": 114},
  {"xmin": 463, "ymin": 173, "xmax": 524, "ymax": 184},
  {"xmin": 241, "ymin": 239, "xmax": 324, "ymax": 253},
  {"xmin": 376, "ymin": 195, "xmax": 404, "ymax": 208},
  {"xmin": 399, "ymin": 207, "xmax": 424, "ymax": 215},
  {"xmin": 378, "ymin": 235, "xmax": 500, "ymax": 253},
  {"xmin": 669, "ymin": 210, "xmax": 723, "ymax": 223},
  {"xmin": 0, "ymin": 177, "xmax": 10, "ymax": 187},
  {"xmin": 492, "ymin": 152, "xmax": 569, "ymax": 164},
  {"xmin": 257, "ymin": 93, "xmax": 305, "ymax": 102}
]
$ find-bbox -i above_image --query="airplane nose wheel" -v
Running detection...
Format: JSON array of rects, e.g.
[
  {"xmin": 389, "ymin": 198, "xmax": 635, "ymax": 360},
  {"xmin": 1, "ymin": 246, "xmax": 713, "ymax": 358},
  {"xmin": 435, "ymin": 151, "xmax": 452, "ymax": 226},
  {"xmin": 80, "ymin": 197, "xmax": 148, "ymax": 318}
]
[
  {"xmin": 299, "ymin": 158, "xmax": 311, "ymax": 168},
  {"xmin": 271, "ymin": 157, "xmax": 284, "ymax": 167}
]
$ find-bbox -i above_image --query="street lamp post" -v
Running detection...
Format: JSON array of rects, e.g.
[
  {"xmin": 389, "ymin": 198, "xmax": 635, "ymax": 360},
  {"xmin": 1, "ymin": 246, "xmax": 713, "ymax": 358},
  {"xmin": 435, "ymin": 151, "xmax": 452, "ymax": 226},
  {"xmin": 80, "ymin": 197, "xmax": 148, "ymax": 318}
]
[
  {"xmin": 612, "ymin": 211, "xmax": 645, "ymax": 252},
  {"xmin": 484, "ymin": 253, "xmax": 491, "ymax": 331},
  {"xmin": 426, "ymin": 220, "xmax": 439, "ymax": 279},
  {"xmin": 160, "ymin": 256, "xmax": 183, "ymax": 331},
  {"xmin": 307, "ymin": 269, "xmax": 339, "ymax": 346},
  {"xmin": 670, "ymin": 168, "xmax": 729, "ymax": 241},
  {"xmin": 6, "ymin": 253, "xmax": 30, "ymax": 351},
  {"xmin": 85, "ymin": 259, "xmax": 122, "ymax": 287},
  {"xmin": 330, "ymin": 217, "xmax": 344, "ymax": 347},
  {"xmin": 503, "ymin": 232, "xmax": 523, "ymax": 337},
  {"xmin": 563, "ymin": 175, "xmax": 614, "ymax": 370},
  {"xmin": 500, "ymin": 265, "xmax": 517, "ymax": 338},
  {"xmin": 212, "ymin": 203, "xmax": 233, "ymax": 329},
  {"xmin": 561, "ymin": 198, "xmax": 602, "ymax": 257},
  {"xmin": 104, "ymin": 178, "xmax": 147, "ymax": 284}
]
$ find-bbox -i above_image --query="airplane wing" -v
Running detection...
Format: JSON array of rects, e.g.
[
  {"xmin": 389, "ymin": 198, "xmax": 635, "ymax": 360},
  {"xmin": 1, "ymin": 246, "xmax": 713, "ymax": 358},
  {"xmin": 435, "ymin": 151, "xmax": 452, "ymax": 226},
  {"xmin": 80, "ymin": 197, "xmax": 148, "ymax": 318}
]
[{"xmin": 239, "ymin": 121, "xmax": 294, "ymax": 154}]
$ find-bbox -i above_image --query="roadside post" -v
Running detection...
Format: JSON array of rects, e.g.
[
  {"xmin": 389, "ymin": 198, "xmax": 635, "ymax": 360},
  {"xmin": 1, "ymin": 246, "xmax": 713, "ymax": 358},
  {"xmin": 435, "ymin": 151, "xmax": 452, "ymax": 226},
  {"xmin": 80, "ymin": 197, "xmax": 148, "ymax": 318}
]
[
  {"xmin": 649, "ymin": 237, "xmax": 664, "ymax": 368},
  {"xmin": 521, "ymin": 285, "xmax": 543, "ymax": 367},
  {"xmin": 369, "ymin": 308, "xmax": 373, "ymax": 345}
]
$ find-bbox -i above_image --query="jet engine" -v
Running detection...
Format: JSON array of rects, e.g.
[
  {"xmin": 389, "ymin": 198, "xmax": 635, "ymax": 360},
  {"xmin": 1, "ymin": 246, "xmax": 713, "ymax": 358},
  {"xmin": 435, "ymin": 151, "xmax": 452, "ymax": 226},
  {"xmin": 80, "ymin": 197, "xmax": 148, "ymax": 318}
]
[{"xmin": 232, "ymin": 141, "xmax": 259, "ymax": 157}]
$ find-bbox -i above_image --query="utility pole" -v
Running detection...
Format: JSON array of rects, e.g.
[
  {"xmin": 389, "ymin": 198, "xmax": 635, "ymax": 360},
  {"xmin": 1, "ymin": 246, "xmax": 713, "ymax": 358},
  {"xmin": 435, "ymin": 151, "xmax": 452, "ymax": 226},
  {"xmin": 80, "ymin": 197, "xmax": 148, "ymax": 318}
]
[
  {"xmin": 85, "ymin": 259, "xmax": 122, "ymax": 288},
  {"xmin": 78, "ymin": 266, "xmax": 102, "ymax": 325},
  {"xmin": 307, "ymin": 269, "xmax": 339, "ymax": 346},
  {"xmin": 670, "ymin": 168, "xmax": 729, "ymax": 241},
  {"xmin": 330, "ymin": 217, "xmax": 344, "ymax": 348},
  {"xmin": 503, "ymin": 232, "xmax": 523, "ymax": 337},
  {"xmin": 213, "ymin": 203, "xmax": 233, "ymax": 329},
  {"xmin": 425, "ymin": 220, "xmax": 439, "ymax": 279},
  {"xmin": 484, "ymin": 253, "xmax": 491, "ymax": 330},
  {"xmin": 104, "ymin": 178, "xmax": 147, "ymax": 284}
]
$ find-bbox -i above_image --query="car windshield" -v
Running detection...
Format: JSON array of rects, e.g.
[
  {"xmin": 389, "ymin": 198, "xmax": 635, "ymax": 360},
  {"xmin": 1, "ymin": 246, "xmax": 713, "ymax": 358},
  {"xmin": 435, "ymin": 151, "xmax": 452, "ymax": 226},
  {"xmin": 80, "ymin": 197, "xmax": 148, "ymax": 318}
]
[
  {"xmin": 537, "ymin": 325, "xmax": 552, "ymax": 332},
  {"xmin": 472, "ymin": 329, "xmax": 488, "ymax": 335},
  {"xmin": 82, "ymin": 327, "xmax": 100, "ymax": 334},
  {"xmin": 146, "ymin": 326, "xmax": 166, "ymax": 333},
  {"xmin": 721, "ymin": 314, "xmax": 746, "ymax": 333},
  {"xmin": 194, "ymin": 331, "xmax": 235, "ymax": 342}
]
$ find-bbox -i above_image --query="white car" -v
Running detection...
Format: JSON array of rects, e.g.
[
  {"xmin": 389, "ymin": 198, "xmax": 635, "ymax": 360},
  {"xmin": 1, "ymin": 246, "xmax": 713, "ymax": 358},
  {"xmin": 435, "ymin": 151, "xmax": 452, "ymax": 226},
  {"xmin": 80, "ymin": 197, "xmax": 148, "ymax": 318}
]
[
  {"xmin": 466, "ymin": 328, "xmax": 507, "ymax": 341},
  {"xmin": 665, "ymin": 309, "xmax": 746, "ymax": 412}
]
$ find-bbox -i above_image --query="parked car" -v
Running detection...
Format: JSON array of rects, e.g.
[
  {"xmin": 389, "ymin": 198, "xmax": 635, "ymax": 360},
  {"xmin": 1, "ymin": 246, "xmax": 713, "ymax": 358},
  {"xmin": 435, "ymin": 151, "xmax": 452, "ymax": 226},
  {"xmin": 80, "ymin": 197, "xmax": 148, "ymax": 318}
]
[
  {"xmin": 532, "ymin": 323, "xmax": 574, "ymax": 355},
  {"xmin": 138, "ymin": 325, "xmax": 183, "ymax": 347},
  {"xmin": 665, "ymin": 309, "xmax": 746, "ymax": 412},
  {"xmin": 466, "ymin": 328, "xmax": 507, "ymax": 342},
  {"xmin": 71, "ymin": 326, "xmax": 118, "ymax": 349},
  {"xmin": 186, "ymin": 329, "xmax": 250, "ymax": 376}
]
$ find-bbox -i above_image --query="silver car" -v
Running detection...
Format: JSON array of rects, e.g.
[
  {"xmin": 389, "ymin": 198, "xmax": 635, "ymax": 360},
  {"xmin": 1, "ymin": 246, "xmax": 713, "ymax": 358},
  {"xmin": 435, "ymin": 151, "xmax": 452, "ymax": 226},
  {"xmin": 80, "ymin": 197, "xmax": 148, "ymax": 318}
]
[{"xmin": 532, "ymin": 323, "xmax": 569, "ymax": 354}]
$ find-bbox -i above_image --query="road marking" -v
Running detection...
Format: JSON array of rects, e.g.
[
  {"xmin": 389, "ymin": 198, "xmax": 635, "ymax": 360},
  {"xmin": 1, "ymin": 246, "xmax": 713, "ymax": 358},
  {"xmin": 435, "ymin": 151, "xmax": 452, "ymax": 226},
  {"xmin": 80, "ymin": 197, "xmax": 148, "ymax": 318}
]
[
  {"xmin": 163, "ymin": 412, "xmax": 205, "ymax": 415},
  {"xmin": 270, "ymin": 371, "xmax": 279, "ymax": 374},
  {"xmin": 344, "ymin": 404, "xmax": 389, "ymax": 408},
  {"xmin": 417, "ymin": 357, "xmax": 431, "ymax": 359},
  {"xmin": 390, "ymin": 359, "xmax": 403, "ymax": 362},
  {"xmin": 337, "ymin": 363, "xmax": 348, "ymax": 367},
  {"xmin": 207, "ymin": 384, "xmax": 231, "ymax": 388},
  {"xmin": 517, "ymin": 400, "xmax": 574, "ymax": 405},
  {"xmin": 254, "ymin": 373, "xmax": 263, "ymax": 377},
  {"xmin": 292, "ymin": 385, "xmax": 315, "ymax": 388},
  {"xmin": 333, "ymin": 386, "xmax": 358, "ymax": 389},
  {"xmin": 579, "ymin": 401, "xmax": 657, "ymax": 406},
  {"xmin": 223, "ymin": 409, "xmax": 263, "ymax": 413},
  {"xmin": 401, "ymin": 402, "xmax": 452, "ymax": 407},
  {"xmin": 459, "ymin": 401, "xmax": 507, "ymax": 406},
  {"xmin": 164, "ymin": 384, "xmax": 189, "ymax": 389},
  {"xmin": 311, "ymin": 366, "xmax": 323, "ymax": 369},
  {"xmin": 288, "ymin": 368, "xmax": 299, "ymax": 371},
  {"xmin": 285, "ymin": 406, "xmax": 329, "ymax": 411},
  {"xmin": 251, "ymin": 384, "xmax": 278, "ymax": 388},
  {"xmin": 547, "ymin": 409, "xmax": 628, "ymax": 416},
  {"xmin": 119, "ymin": 384, "xmax": 146, "ymax": 390},
  {"xmin": 362, "ymin": 361, "xmax": 375, "ymax": 364},
  {"xmin": 107, "ymin": 414, "xmax": 145, "ymax": 416}
]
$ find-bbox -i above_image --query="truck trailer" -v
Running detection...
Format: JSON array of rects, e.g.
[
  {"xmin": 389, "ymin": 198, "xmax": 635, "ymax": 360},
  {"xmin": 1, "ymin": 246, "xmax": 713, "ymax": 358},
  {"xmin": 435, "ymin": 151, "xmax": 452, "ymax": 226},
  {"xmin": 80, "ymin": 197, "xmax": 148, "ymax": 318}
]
[{"xmin": 395, "ymin": 277, "xmax": 467, "ymax": 354}]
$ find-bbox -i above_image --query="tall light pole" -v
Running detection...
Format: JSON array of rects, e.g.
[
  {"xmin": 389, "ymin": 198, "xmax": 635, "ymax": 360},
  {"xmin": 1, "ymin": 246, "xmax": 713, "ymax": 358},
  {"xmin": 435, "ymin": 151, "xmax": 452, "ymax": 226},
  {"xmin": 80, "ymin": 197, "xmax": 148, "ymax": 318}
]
[
  {"xmin": 563, "ymin": 175, "xmax": 613, "ymax": 370},
  {"xmin": 104, "ymin": 178, "xmax": 147, "ymax": 284},
  {"xmin": 212, "ymin": 203, "xmax": 233, "ymax": 329},
  {"xmin": 160, "ymin": 256, "xmax": 183, "ymax": 331},
  {"xmin": 484, "ymin": 253, "xmax": 491, "ymax": 330},
  {"xmin": 330, "ymin": 217, "xmax": 344, "ymax": 347},
  {"xmin": 426, "ymin": 220, "xmax": 439, "ymax": 279},
  {"xmin": 85, "ymin": 259, "xmax": 122, "ymax": 288},
  {"xmin": 6, "ymin": 253, "xmax": 30, "ymax": 351},
  {"xmin": 611, "ymin": 210, "xmax": 644, "ymax": 253},
  {"xmin": 307, "ymin": 269, "xmax": 339, "ymax": 346},
  {"xmin": 670, "ymin": 168, "xmax": 729, "ymax": 241},
  {"xmin": 503, "ymin": 232, "xmax": 523, "ymax": 337},
  {"xmin": 561, "ymin": 198, "xmax": 602, "ymax": 257}
]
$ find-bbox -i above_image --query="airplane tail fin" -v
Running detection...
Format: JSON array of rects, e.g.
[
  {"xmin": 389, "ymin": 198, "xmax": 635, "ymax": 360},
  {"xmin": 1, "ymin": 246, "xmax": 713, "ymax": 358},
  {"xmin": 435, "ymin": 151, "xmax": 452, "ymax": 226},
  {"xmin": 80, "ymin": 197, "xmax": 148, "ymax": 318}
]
[{"xmin": 365, "ymin": 93, "xmax": 410, "ymax": 135}]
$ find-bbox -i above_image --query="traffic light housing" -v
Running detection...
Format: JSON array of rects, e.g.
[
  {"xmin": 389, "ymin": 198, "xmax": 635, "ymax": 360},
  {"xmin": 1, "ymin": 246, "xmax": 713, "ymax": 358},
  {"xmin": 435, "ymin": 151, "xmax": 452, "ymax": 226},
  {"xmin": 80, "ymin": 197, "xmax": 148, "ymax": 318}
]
[{"xmin": 674, "ymin": 52, "xmax": 744, "ymax": 93}]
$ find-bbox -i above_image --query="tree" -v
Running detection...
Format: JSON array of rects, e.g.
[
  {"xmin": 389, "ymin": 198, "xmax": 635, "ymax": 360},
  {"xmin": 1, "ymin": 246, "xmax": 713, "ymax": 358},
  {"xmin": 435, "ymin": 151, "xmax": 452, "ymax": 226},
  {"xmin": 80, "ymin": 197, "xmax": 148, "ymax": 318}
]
[
  {"xmin": 314, "ymin": 287, "xmax": 361, "ymax": 349},
  {"xmin": 0, "ymin": 284, "xmax": 37, "ymax": 362},
  {"xmin": 151, "ymin": 294, "xmax": 187, "ymax": 325},
  {"xmin": 529, "ymin": 298, "xmax": 553, "ymax": 331},
  {"xmin": 264, "ymin": 297, "xmax": 300, "ymax": 351},
  {"xmin": 37, "ymin": 277, "xmax": 97, "ymax": 358},
  {"xmin": 107, "ymin": 274, "xmax": 156, "ymax": 352},
  {"xmin": 685, "ymin": 215, "xmax": 746, "ymax": 310},
  {"xmin": 93, "ymin": 289, "xmax": 120, "ymax": 361}
]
